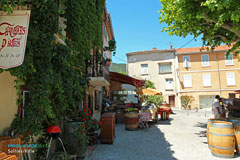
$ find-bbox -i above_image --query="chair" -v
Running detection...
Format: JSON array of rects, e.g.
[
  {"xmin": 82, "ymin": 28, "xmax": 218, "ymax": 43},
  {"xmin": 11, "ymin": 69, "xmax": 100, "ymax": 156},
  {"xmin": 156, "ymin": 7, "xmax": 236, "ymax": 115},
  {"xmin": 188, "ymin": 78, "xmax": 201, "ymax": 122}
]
[{"xmin": 138, "ymin": 112, "xmax": 152, "ymax": 131}]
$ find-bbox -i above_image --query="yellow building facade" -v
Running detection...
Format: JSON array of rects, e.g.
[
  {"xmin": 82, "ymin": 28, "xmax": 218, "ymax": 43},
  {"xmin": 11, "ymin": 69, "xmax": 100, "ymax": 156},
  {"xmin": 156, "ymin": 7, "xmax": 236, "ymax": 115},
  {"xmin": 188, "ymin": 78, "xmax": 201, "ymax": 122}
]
[
  {"xmin": 0, "ymin": 71, "xmax": 18, "ymax": 135},
  {"xmin": 176, "ymin": 45, "xmax": 240, "ymax": 109}
]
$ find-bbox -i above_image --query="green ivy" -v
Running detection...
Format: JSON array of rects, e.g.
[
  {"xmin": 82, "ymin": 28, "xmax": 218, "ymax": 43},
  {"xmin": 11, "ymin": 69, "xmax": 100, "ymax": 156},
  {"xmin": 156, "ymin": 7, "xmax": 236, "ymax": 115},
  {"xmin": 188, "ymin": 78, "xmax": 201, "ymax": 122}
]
[{"xmin": 0, "ymin": 0, "xmax": 105, "ymax": 141}]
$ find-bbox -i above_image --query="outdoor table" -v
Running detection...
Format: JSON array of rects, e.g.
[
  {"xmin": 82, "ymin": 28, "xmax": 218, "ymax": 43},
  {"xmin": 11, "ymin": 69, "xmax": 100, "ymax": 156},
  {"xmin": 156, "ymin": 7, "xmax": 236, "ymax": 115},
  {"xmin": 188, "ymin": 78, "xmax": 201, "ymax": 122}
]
[{"xmin": 157, "ymin": 107, "xmax": 171, "ymax": 120}]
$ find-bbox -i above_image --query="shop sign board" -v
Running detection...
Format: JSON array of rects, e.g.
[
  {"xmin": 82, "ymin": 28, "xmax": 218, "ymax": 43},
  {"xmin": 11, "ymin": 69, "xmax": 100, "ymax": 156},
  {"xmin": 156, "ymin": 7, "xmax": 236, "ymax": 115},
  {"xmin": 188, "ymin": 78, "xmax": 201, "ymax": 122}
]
[{"xmin": 0, "ymin": 10, "xmax": 31, "ymax": 69}]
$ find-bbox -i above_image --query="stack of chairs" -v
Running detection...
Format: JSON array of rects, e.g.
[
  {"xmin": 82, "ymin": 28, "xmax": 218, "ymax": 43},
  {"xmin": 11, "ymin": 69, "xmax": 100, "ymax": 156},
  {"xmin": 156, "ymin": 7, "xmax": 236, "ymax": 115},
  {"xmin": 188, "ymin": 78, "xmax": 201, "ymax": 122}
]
[
  {"xmin": 0, "ymin": 152, "xmax": 17, "ymax": 160},
  {"xmin": 139, "ymin": 109, "xmax": 152, "ymax": 131}
]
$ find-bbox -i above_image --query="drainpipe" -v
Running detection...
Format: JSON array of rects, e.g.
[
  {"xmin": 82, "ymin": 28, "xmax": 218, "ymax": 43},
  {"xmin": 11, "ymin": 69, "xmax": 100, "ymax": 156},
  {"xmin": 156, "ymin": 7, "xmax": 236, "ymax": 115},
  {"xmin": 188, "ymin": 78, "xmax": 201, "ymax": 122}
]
[
  {"xmin": 175, "ymin": 53, "xmax": 182, "ymax": 109},
  {"xmin": 216, "ymin": 54, "xmax": 222, "ymax": 96}
]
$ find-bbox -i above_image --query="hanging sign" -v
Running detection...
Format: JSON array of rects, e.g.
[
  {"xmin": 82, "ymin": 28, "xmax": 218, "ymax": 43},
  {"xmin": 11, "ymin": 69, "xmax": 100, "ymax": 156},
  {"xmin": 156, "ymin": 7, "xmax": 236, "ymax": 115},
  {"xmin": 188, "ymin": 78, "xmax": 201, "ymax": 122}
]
[{"xmin": 0, "ymin": 10, "xmax": 31, "ymax": 69}]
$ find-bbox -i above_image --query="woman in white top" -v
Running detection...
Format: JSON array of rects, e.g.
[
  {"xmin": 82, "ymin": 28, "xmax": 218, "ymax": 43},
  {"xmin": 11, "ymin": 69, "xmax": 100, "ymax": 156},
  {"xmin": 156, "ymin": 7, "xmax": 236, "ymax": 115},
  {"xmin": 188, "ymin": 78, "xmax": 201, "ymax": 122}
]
[{"xmin": 212, "ymin": 95, "xmax": 222, "ymax": 119}]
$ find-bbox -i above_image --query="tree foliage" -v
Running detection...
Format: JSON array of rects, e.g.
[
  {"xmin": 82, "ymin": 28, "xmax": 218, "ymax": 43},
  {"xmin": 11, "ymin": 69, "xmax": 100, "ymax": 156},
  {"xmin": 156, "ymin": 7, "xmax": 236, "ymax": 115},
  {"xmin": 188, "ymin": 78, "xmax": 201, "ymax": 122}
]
[
  {"xmin": 159, "ymin": 0, "xmax": 240, "ymax": 55},
  {"xmin": 145, "ymin": 80, "xmax": 156, "ymax": 89},
  {"xmin": 181, "ymin": 95, "xmax": 194, "ymax": 110},
  {"xmin": 145, "ymin": 95, "xmax": 164, "ymax": 106}
]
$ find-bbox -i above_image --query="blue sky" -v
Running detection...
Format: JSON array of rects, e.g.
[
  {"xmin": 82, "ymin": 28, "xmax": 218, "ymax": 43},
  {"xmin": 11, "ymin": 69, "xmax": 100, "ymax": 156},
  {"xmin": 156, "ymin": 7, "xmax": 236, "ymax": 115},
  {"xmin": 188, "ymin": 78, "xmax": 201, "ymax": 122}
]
[{"xmin": 106, "ymin": 0, "xmax": 204, "ymax": 64}]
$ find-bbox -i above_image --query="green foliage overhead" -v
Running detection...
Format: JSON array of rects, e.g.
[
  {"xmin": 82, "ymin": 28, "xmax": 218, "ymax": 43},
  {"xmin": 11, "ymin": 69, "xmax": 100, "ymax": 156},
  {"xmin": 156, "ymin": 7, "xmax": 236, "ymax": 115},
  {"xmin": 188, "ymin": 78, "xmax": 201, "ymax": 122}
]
[
  {"xmin": 0, "ymin": 0, "xmax": 105, "ymax": 140},
  {"xmin": 159, "ymin": 0, "xmax": 240, "ymax": 55}
]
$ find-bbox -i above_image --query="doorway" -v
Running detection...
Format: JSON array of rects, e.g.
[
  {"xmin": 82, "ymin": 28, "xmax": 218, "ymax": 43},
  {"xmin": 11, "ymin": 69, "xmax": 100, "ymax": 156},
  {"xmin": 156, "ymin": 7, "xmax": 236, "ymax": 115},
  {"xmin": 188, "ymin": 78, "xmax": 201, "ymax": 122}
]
[{"xmin": 169, "ymin": 95, "xmax": 175, "ymax": 107}]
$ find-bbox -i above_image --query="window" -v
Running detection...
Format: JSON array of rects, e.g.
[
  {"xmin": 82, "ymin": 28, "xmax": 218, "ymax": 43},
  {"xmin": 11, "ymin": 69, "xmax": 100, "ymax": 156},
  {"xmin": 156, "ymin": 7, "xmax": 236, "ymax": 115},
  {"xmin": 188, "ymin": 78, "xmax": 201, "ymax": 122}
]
[
  {"xmin": 203, "ymin": 74, "xmax": 211, "ymax": 86},
  {"xmin": 141, "ymin": 64, "xmax": 148, "ymax": 75},
  {"xmin": 184, "ymin": 75, "xmax": 192, "ymax": 87},
  {"xmin": 165, "ymin": 78, "xmax": 173, "ymax": 90},
  {"xmin": 104, "ymin": 24, "xmax": 109, "ymax": 41},
  {"xmin": 159, "ymin": 63, "xmax": 172, "ymax": 73},
  {"xmin": 226, "ymin": 72, "xmax": 235, "ymax": 86},
  {"xmin": 201, "ymin": 54, "xmax": 209, "ymax": 67},
  {"xmin": 225, "ymin": 53, "xmax": 234, "ymax": 65},
  {"xmin": 183, "ymin": 56, "xmax": 191, "ymax": 68}
]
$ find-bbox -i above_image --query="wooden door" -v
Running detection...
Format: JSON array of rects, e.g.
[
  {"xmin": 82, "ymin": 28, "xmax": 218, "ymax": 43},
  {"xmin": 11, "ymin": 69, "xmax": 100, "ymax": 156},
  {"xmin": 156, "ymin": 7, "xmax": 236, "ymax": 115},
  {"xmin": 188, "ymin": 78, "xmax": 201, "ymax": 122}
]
[{"xmin": 169, "ymin": 96, "xmax": 175, "ymax": 107}]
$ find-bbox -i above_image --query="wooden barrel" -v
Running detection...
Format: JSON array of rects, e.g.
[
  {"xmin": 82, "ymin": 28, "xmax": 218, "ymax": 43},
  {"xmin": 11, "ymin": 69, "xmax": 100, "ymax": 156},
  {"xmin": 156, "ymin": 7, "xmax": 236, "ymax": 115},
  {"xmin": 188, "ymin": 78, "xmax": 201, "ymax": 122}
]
[
  {"xmin": 207, "ymin": 119, "xmax": 214, "ymax": 145},
  {"xmin": 234, "ymin": 122, "xmax": 240, "ymax": 153},
  {"xmin": 207, "ymin": 119, "xmax": 225, "ymax": 144},
  {"xmin": 115, "ymin": 108, "xmax": 125, "ymax": 124},
  {"xmin": 125, "ymin": 112, "xmax": 138, "ymax": 131},
  {"xmin": 228, "ymin": 118, "xmax": 240, "ymax": 126},
  {"xmin": 209, "ymin": 121, "xmax": 235, "ymax": 158}
]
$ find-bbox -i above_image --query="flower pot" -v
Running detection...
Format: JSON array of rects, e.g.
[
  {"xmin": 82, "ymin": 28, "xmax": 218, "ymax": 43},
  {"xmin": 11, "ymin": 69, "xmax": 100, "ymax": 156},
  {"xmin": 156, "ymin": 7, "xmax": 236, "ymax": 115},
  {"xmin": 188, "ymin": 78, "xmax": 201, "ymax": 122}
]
[
  {"xmin": 124, "ymin": 112, "xmax": 138, "ymax": 131},
  {"xmin": 63, "ymin": 122, "xmax": 87, "ymax": 157}
]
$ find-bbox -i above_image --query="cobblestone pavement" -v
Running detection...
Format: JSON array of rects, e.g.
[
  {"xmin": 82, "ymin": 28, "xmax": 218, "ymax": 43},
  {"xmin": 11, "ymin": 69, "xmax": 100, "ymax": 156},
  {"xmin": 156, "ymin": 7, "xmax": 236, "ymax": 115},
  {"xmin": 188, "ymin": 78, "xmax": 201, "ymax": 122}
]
[{"xmin": 87, "ymin": 109, "xmax": 240, "ymax": 160}]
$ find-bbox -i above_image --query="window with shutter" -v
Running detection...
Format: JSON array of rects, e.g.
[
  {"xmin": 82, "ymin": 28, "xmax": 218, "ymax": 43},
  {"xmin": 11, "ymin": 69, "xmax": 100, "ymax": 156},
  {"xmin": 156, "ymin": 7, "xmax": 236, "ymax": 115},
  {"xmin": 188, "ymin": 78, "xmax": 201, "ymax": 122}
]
[
  {"xmin": 165, "ymin": 78, "xmax": 173, "ymax": 90},
  {"xmin": 203, "ymin": 74, "xmax": 211, "ymax": 86},
  {"xmin": 183, "ymin": 56, "xmax": 191, "ymax": 68},
  {"xmin": 141, "ymin": 64, "xmax": 148, "ymax": 75},
  {"xmin": 226, "ymin": 72, "xmax": 235, "ymax": 86},
  {"xmin": 225, "ymin": 53, "xmax": 234, "ymax": 65},
  {"xmin": 159, "ymin": 63, "xmax": 172, "ymax": 73},
  {"xmin": 201, "ymin": 54, "xmax": 209, "ymax": 67},
  {"xmin": 184, "ymin": 75, "xmax": 192, "ymax": 87}
]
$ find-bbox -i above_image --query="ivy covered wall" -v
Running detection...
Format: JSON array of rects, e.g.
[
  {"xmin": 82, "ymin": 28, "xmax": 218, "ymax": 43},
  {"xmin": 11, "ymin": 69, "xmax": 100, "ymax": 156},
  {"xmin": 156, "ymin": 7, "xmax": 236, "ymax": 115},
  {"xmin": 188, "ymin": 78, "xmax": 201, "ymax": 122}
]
[{"xmin": 0, "ymin": 0, "xmax": 105, "ymax": 139}]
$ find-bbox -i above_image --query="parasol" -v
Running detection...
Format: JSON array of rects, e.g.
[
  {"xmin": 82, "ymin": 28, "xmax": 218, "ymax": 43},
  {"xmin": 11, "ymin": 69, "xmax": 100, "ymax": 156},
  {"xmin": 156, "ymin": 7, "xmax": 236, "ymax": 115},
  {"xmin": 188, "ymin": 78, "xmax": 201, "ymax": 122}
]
[{"xmin": 137, "ymin": 88, "xmax": 162, "ymax": 95}]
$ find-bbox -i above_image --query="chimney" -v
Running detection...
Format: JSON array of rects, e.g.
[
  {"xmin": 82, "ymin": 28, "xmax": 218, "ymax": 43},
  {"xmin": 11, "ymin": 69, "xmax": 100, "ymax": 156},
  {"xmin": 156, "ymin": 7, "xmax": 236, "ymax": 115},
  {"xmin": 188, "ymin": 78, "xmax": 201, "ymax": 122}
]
[
  {"xmin": 170, "ymin": 44, "xmax": 173, "ymax": 49},
  {"xmin": 152, "ymin": 47, "xmax": 157, "ymax": 50}
]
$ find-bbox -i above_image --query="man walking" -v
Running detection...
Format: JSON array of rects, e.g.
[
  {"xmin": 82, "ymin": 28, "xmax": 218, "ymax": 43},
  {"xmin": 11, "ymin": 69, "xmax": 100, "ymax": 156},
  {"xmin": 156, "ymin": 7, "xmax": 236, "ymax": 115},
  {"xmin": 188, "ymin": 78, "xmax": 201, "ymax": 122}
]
[{"xmin": 212, "ymin": 95, "xmax": 222, "ymax": 119}]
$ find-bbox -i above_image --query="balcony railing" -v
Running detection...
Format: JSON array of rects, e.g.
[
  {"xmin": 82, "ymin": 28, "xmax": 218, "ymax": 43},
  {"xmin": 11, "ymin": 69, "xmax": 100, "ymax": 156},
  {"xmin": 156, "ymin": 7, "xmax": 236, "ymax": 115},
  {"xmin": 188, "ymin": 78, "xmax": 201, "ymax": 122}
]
[{"xmin": 86, "ymin": 54, "xmax": 109, "ymax": 82}]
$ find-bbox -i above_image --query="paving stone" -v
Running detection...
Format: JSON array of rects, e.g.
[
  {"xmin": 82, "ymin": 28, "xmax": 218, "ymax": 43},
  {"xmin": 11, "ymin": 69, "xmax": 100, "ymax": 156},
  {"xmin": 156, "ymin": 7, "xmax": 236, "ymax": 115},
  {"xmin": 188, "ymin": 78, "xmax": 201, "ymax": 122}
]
[{"xmin": 87, "ymin": 109, "xmax": 240, "ymax": 160}]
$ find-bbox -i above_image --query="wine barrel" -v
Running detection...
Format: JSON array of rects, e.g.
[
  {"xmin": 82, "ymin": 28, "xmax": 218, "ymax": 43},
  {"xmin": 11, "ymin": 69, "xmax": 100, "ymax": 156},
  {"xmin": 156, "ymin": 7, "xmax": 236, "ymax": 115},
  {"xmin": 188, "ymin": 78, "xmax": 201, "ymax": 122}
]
[
  {"xmin": 228, "ymin": 118, "xmax": 240, "ymax": 126},
  {"xmin": 234, "ymin": 122, "xmax": 240, "ymax": 153},
  {"xmin": 209, "ymin": 121, "xmax": 235, "ymax": 158},
  {"xmin": 207, "ymin": 119, "xmax": 225, "ymax": 144},
  {"xmin": 125, "ymin": 112, "xmax": 138, "ymax": 131}
]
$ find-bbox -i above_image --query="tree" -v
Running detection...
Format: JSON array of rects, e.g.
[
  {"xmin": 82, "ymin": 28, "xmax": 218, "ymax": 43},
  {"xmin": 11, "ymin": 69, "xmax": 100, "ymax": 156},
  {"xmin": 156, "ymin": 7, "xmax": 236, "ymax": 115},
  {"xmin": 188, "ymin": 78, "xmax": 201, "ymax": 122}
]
[
  {"xmin": 140, "ymin": 80, "xmax": 164, "ymax": 106},
  {"xmin": 159, "ymin": 0, "xmax": 240, "ymax": 55},
  {"xmin": 181, "ymin": 95, "xmax": 194, "ymax": 110},
  {"xmin": 145, "ymin": 95, "xmax": 164, "ymax": 106},
  {"xmin": 145, "ymin": 80, "xmax": 156, "ymax": 89}
]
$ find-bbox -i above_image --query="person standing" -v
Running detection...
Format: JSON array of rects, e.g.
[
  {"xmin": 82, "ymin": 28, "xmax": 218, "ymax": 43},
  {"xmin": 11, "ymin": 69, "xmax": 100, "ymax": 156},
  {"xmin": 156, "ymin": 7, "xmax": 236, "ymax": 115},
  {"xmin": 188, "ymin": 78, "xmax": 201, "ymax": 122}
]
[
  {"xmin": 212, "ymin": 95, "xmax": 222, "ymax": 119},
  {"xmin": 219, "ymin": 98, "xmax": 225, "ymax": 118}
]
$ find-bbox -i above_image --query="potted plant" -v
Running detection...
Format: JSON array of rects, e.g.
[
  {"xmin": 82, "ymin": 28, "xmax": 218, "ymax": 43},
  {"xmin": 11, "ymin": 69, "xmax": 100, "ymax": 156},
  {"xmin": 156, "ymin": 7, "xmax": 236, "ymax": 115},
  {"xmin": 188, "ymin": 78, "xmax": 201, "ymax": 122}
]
[
  {"xmin": 105, "ymin": 58, "xmax": 112, "ymax": 66},
  {"xmin": 103, "ymin": 39, "xmax": 116, "ymax": 56},
  {"xmin": 124, "ymin": 108, "xmax": 139, "ymax": 130},
  {"xmin": 63, "ymin": 121, "xmax": 87, "ymax": 159},
  {"xmin": 85, "ymin": 119, "xmax": 101, "ymax": 145}
]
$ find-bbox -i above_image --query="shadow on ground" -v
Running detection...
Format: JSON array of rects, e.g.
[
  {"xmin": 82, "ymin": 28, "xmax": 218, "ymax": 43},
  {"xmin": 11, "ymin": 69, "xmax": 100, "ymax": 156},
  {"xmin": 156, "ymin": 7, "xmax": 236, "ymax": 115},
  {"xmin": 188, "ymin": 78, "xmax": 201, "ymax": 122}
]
[
  {"xmin": 194, "ymin": 122, "xmax": 207, "ymax": 129},
  {"xmin": 194, "ymin": 122, "xmax": 207, "ymax": 138},
  {"xmin": 88, "ymin": 123, "xmax": 177, "ymax": 160},
  {"xmin": 157, "ymin": 118, "xmax": 173, "ymax": 125}
]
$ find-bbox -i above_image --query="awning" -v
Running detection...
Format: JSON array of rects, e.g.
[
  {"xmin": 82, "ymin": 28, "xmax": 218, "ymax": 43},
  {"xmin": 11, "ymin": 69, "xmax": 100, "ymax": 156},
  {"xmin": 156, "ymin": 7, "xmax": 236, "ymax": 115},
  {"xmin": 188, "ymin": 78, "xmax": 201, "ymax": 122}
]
[{"xmin": 109, "ymin": 72, "xmax": 145, "ymax": 88}]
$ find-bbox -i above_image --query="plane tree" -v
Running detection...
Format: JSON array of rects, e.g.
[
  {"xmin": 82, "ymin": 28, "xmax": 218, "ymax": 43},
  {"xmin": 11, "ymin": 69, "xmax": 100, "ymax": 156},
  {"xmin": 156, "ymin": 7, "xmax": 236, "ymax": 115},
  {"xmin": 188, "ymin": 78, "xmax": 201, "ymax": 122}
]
[{"xmin": 159, "ymin": 0, "xmax": 240, "ymax": 55}]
